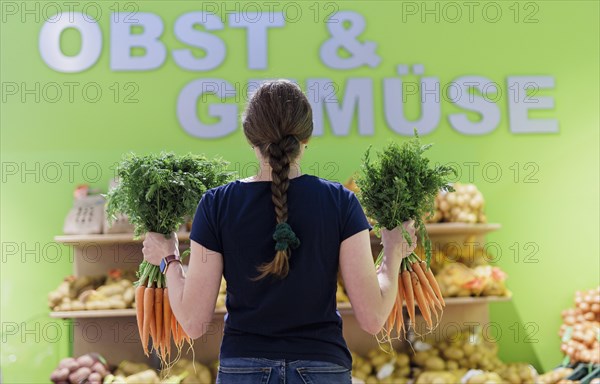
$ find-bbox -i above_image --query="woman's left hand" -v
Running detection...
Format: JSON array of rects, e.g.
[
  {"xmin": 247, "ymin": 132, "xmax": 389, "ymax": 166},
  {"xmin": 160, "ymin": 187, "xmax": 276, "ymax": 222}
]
[{"xmin": 142, "ymin": 231, "xmax": 179, "ymax": 266}]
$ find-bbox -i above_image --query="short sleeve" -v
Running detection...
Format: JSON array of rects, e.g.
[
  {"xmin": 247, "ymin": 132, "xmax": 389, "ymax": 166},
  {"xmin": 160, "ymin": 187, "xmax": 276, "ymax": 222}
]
[
  {"xmin": 340, "ymin": 191, "xmax": 373, "ymax": 242},
  {"xmin": 189, "ymin": 190, "xmax": 223, "ymax": 253}
]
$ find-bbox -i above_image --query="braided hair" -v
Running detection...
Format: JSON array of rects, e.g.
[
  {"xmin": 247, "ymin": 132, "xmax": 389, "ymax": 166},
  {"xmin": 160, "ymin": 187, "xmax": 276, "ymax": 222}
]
[{"xmin": 242, "ymin": 80, "xmax": 313, "ymax": 279}]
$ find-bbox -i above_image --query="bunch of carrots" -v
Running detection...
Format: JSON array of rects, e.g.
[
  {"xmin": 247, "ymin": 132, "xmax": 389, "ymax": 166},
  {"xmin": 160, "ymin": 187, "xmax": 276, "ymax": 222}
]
[
  {"xmin": 105, "ymin": 152, "xmax": 235, "ymax": 365},
  {"xmin": 356, "ymin": 131, "xmax": 455, "ymax": 343},
  {"xmin": 135, "ymin": 260, "xmax": 192, "ymax": 363},
  {"xmin": 381, "ymin": 253, "xmax": 446, "ymax": 343}
]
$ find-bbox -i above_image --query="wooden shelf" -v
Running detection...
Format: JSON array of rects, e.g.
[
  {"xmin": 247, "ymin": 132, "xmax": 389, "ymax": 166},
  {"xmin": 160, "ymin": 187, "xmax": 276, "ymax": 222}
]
[
  {"xmin": 49, "ymin": 297, "xmax": 510, "ymax": 319},
  {"xmin": 50, "ymin": 309, "xmax": 136, "ymax": 318},
  {"xmin": 54, "ymin": 231, "xmax": 191, "ymax": 244},
  {"xmin": 369, "ymin": 223, "xmax": 500, "ymax": 244}
]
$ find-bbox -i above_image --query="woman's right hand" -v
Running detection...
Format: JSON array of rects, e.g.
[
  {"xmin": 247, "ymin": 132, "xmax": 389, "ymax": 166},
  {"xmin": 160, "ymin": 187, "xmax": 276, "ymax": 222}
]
[{"xmin": 380, "ymin": 220, "xmax": 418, "ymax": 260}]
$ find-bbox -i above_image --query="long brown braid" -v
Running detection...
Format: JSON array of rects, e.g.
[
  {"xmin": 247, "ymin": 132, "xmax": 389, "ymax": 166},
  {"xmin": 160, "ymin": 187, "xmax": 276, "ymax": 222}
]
[{"xmin": 242, "ymin": 79, "xmax": 313, "ymax": 279}]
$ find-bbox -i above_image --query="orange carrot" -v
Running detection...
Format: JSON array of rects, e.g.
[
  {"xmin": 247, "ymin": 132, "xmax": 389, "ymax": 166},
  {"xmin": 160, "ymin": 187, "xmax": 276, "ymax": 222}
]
[
  {"xmin": 411, "ymin": 271, "xmax": 432, "ymax": 329},
  {"xmin": 180, "ymin": 324, "xmax": 191, "ymax": 346},
  {"xmin": 174, "ymin": 318, "xmax": 183, "ymax": 349},
  {"xmin": 142, "ymin": 286, "xmax": 155, "ymax": 357},
  {"xmin": 421, "ymin": 261, "xmax": 445, "ymax": 307},
  {"xmin": 163, "ymin": 288, "xmax": 172, "ymax": 358},
  {"xmin": 395, "ymin": 278, "xmax": 405, "ymax": 336},
  {"xmin": 425, "ymin": 289, "xmax": 439, "ymax": 324},
  {"xmin": 412, "ymin": 261, "xmax": 443, "ymax": 311},
  {"xmin": 154, "ymin": 287, "xmax": 163, "ymax": 354},
  {"xmin": 386, "ymin": 301, "xmax": 397, "ymax": 340},
  {"xmin": 171, "ymin": 314, "xmax": 180, "ymax": 348},
  {"xmin": 401, "ymin": 270, "xmax": 415, "ymax": 326},
  {"xmin": 149, "ymin": 298, "xmax": 157, "ymax": 348},
  {"xmin": 135, "ymin": 285, "xmax": 145, "ymax": 343}
]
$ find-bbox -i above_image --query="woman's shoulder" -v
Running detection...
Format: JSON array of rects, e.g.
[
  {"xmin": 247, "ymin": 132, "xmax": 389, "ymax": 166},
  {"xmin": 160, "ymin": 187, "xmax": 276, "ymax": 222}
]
[
  {"xmin": 302, "ymin": 175, "xmax": 357, "ymax": 200},
  {"xmin": 204, "ymin": 174, "xmax": 355, "ymax": 198}
]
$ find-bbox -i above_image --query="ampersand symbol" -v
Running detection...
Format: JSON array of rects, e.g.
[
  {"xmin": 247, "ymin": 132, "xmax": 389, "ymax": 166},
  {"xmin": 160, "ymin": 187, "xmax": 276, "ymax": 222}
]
[{"xmin": 319, "ymin": 11, "xmax": 381, "ymax": 70}]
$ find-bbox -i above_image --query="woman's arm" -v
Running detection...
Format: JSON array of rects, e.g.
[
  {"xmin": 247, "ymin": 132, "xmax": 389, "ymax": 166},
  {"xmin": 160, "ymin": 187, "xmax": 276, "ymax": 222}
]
[
  {"xmin": 339, "ymin": 222, "xmax": 416, "ymax": 335},
  {"xmin": 142, "ymin": 233, "xmax": 223, "ymax": 339},
  {"xmin": 165, "ymin": 240, "xmax": 223, "ymax": 339}
]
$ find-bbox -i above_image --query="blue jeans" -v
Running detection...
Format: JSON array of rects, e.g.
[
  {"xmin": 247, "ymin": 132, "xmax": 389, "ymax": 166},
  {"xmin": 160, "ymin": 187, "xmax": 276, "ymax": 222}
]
[{"xmin": 216, "ymin": 357, "xmax": 352, "ymax": 384}]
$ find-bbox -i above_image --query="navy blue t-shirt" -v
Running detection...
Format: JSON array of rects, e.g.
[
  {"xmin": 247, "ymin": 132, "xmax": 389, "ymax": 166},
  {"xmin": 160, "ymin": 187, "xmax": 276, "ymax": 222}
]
[{"xmin": 189, "ymin": 174, "xmax": 372, "ymax": 369}]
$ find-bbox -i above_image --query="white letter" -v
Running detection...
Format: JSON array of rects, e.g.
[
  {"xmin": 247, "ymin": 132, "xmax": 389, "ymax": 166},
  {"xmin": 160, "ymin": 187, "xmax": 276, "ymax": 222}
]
[
  {"xmin": 39, "ymin": 12, "xmax": 102, "ymax": 73},
  {"xmin": 110, "ymin": 12, "xmax": 166, "ymax": 71},
  {"xmin": 448, "ymin": 76, "xmax": 500, "ymax": 135},
  {"xmin": 173, "ymin": 12, "xmax": 226, "ymax": 71},
  {"xmin": 177, "ymin": 79, "xmax": 238, "ymax": 138},
  {"xmin": 229, "ymin": 12, "xmax": 285, "ymax": 70},
  {"xmin": 508, "ymin": 76, "xmax": 558, "ymax": 133},
  {"xmin": 383, "ymin": 76, "xmax": 441, "ymax": 135},
  {"xmin": 306, "ymin": 78, "xmax": 374, "ymax": 136}
]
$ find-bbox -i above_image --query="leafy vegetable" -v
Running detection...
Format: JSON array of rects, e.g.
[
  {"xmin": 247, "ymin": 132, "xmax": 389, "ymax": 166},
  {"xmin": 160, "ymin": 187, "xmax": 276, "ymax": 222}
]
[
  {"xmin": 105, "ymin": 152, "xmax": 234, "ymax": 239},
  {"xmin": 356, "ymin": 129, "xmax": 455, "ymax": 266},
  {"xmin": 357, "ymin": 130, "xmax": 455, "ymax": 340}
]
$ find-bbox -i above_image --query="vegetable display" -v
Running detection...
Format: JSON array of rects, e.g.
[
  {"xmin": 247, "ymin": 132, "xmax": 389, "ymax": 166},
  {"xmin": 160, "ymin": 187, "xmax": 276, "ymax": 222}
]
[
  {"xmin": 435, "ymin": 264, "xmax": 511, "ymax": 298},
  {"xmin": 48, "ymin": 270, "xmax": 136, "ymax": 311},
  {"xmin": 559, "ymin": 286, "xmax": 600, "ymax": 364},
  {"xmin": 536, "ymin": 367, "xmax": 574, "ymax": 384},
  {"xmin": 348, "ymin": 327, "xmax": 538, "ymax": 384},
  {"xmin": 50, "ymin": 354, "xmax": 109, "ymax": 384},
  {"xmin": 105, "ymin": 152, "xmax": 235, "ymax": 363},
  {"xmin": 426, "ymin": 182, "xmax": 487, "ymax": 224},
  {"xmin": 356, "ymin": 130, "xmax": 455, "ymax": 338}
]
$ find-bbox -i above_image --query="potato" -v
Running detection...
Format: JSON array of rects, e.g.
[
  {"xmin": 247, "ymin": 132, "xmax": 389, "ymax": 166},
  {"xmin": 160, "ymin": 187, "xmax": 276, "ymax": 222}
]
[
  {"xmin": 353, "ymin": 370, "xmax": 367, "ymax": 380},
  {"xmin": 197, "ymin": 370, "xmax": 212, "ymax": 384},
  {"xmin": 76, "ymin": 354, "xmax": 94, "ymax": 368},
  {"xmin": 370, "ymin": 354, "xmax": 388, "ymax": 367},
  {"xmin": 359, "ymin": 362, "xmax": 372, "ymax": 374},
  {"xmin": 397, "ymin": 366, "xmax": 410, "ymax": 377},
  {"xmin": 69, "ymin": 367, "xmax": 91, "ymax": 383},
  {"xmin": 124, "ymin": 369, "xmax": 159, "ymax": 384},
  {"xmin": 424, "ymin": 356, "xmax": 445, "ymax": 371},
  {"xmin": 91, "ymin": 361, "xmax": 107, "ymax": 376},
  {"xmin": 416, "ymin": 372, "xmax": 457, "ymax": 384},
  {"xmin": 50, "ymin": 367, "xmax": 69, "ymax": 382},
  {"xmin": 458, "ymin": 358, "xmax": 469, "ymax": 369},
  {"xmin": 396, "ymin": 353, "xmax": 410, "ymax": 367},
  {"xmin": 70, "ymin": 301, "xmax": 85, "ymax": 311},
  {"xmin": 413, "ymin": 351, "xmax": 431, "ymax": 366},
  {"xmin": 462, "ymin": 343, "xmax": 475, "ymax": 357},
  {"xmin": 443, "ymin": 346, "xmax": 464, "ymax": 360},
  {"xmin": 466, "ymin": 373, "xmax": 487, "ymax": 384},
  {"xmin": 58, "ymin": 357, "xmax": 77, "ymax": 370},
  {"xmin": 108, "ymin": 298, "xmax": 127, "ymax": 309}
]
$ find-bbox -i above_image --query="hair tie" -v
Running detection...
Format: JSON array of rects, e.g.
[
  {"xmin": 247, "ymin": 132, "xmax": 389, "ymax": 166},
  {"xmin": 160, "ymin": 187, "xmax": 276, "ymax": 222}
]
[{"xmin": 273, "ymin": 222, "xmax": 300, "ymax": 251}]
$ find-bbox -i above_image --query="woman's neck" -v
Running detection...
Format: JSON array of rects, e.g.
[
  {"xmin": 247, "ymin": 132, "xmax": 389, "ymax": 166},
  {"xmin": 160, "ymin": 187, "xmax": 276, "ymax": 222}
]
[{"xmin": 252, "ymin": 162, "xmax": 303, "ymax": 182}]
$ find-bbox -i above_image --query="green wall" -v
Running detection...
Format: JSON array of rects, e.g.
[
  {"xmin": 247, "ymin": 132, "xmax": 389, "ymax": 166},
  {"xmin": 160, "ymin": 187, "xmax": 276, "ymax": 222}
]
[{"xmin": 1, "ymin": 2, "xmax": 598, "ymax": 382}]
